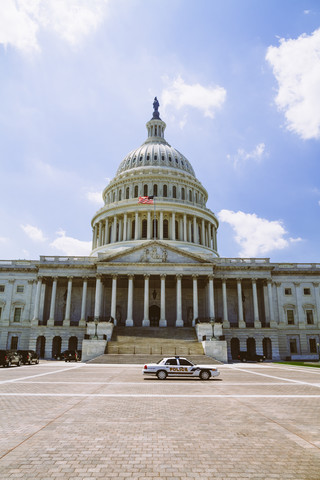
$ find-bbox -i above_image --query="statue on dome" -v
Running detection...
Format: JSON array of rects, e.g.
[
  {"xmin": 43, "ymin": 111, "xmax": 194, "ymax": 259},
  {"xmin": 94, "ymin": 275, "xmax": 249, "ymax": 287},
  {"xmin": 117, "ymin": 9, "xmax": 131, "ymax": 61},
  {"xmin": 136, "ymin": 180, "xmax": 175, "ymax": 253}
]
[{"xmin": 152, "ymin": 97, "xmax": 160, "ymax": 119}]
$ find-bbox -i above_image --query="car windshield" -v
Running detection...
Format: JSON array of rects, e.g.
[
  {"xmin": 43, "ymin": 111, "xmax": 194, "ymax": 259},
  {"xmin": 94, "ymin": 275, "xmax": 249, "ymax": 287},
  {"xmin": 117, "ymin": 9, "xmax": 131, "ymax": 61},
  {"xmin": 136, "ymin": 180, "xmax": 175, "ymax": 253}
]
[{"xmin": 157, "ymin": 359, "xmax": 165, "ymax": 365}]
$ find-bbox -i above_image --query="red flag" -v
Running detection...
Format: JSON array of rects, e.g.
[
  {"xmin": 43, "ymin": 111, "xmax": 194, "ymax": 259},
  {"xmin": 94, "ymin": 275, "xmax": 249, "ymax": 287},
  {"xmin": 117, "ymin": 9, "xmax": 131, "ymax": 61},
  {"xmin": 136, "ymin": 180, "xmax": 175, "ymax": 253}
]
[{"xmin": 138, "ymin": 196, "xmax": 154, "ymax": 204}]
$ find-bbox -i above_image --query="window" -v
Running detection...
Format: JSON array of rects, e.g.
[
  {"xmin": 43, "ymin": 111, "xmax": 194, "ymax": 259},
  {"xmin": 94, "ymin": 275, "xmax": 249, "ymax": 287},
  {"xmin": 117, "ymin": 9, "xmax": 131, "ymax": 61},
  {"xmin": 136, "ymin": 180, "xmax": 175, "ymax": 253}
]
[
  {"xmin": 0, "ymin": 285, "xmax": 4, "ymax": 293},
  {"xmin": 172, "ymin": 186, "xmax": 176, "ymax": 198},
  {"xmin": 112, "ymin": 192, "xmax": 115, "ymax": 202},
  {"xmin": 142, "ymin": 219, "xmax": 147, "ymax": 239},
  {"xmin": 306, "ymin": 310, "xmax": 314, "ymax": 325},
  {"xmin": 195, "ymin": 193, "xmax": 198, "ymax": 203},
  {"xmin": 13, "ymin": 307, "xmax": 22, "ymax": 323},
  {"xmin": 131, "ymin": 220, "xmax": 135, "ymax": 239},
  {"xmin": 284, "ymin": 288, "xmax": 292, "ymax": 295},
  {"xmin": 168, "ymin": 155, "xmax": 172, "ymax": 162},
  {"xmin": 287, "ymin": 310, "xmax": 294, "ymax": 325},
  {"xmin": 189, "ymin": 190, "xmax": 192, "ymax": 201},
  {"xmin": 163, "ymin": 185, "xmax": 167, "ymax": 197},
  {"xmin": 309, "ymin": 338, "xmax": 317, "ymax": 354},
  {"xmin": 17, "ymin": 285, "xmax": 24, "ymax": 293},
  {"xmin": 304, "ymin": 288, "xmax": 311, "ymax": 295},
  {"xmin": 126, "ymin": 187, "xmax": 129, "ymax": 199},
  {"xmin": 179, "ymin": 358, "xmax": 193, "ymax": 366},
  {"xmin": 134, "ymin": 186, "xmax": 138, "ymax": 198},
  {"xmin": 181, "ymin": 188, "xmax": 185, "ymax": 200},
  {"xmin": 165, "ymin": 358, "xmax": 177, "ymax": 365},
  {"xmin": 289, "ymin": 338, "xmax": 298, "ymax": 354},
  {"xmin": 153, "ymin": 184, "xmax": 158, "ymax": 196},
  {"xmin": 11, "ymin": 336, "xmax": 18, "ymax": 350},
  {"xmin": 161, "ymin": 155, "xmax": 165, "ymax": 161},
  {"xmin": 154, "ymin": 154, "xmax": 157, "ymax": 160},
  {"xmin": 144, "ymin": 184, "xmax": 148, "ymax": 196},
  {"xmin": 118, "ymin": 190, "xmax": 122, "ymax": 201},
  {"xmin": 163, "ymin": 219, "xmax": 169, "ymax": 239}
]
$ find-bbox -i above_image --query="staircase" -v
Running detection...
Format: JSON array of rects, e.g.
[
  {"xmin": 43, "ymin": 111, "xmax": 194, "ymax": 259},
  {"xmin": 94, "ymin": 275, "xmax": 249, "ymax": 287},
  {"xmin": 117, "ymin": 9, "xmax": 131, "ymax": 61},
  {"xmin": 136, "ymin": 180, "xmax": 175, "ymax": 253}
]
[
  {"xmin": 107, "ymin": 326, "xmax": 204, "ymax": 356},
  {"xmin": 87, "ymin": 326, "xmax": 221, "ymax": 364}
]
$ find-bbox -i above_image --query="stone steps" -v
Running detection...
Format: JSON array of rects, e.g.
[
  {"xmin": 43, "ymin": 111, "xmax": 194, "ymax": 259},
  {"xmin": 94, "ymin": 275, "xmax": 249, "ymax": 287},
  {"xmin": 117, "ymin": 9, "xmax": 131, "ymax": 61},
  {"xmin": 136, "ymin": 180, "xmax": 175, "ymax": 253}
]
[
  {"xmin": 88, "ymin": 354, "xmax": 222, "ymax": 365},
  {"xmin": 107, "ymin": 326, "xmax": 203, "ymax": 356}
]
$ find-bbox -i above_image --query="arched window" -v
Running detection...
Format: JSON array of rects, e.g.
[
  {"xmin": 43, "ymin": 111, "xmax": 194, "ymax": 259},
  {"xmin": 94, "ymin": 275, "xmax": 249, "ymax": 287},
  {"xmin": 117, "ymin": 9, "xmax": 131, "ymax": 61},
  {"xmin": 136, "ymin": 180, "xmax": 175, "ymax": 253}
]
[
  {"xmin": 144, "ymin": 184, "xmax": 148, "ymax": 196},
  {"xmin": 36, "ymin": 336, "xmax": 46, "ymax": 358},
  {"xmin": 116, "ymin": 223, "xmax": 119, "ymax": 242},
  {"xmin": 163, "ymin": 185, "xmax": 167, "ymax": 197},
  {"xmin": 230, "ymin": 338, "xmax": 240, "ymax": 360},
  {"xmin": 163, "ymin": 219, "xmax": 169, "ymax": 239},
  {"xmin": 189, "ymin": 190, "xmax": 192, "ymax": 202},
  {"xmin": 68, "ymin": 336, "xmax": 78, "ymax": 350},
  {"xmin": 109, "ymin": 226, "xmax": 112, "ymax": 243},
  {"xmin": 247, "ymin": 338, "xmax": 256, "ymax": 356},
  {"xmin": 153, "ymin": 184, "xmax": 158, "ymax": 196},
  {"xmin": 263, "ymin": 338, "xmax": 272, "ymax": 359},
  {"xmin": 131, "ymin": 220, "xmax": 135, "ymax": 239},
  {"xmin": 173, "ymin": 186, "xmax": 176, "ymax": 198},
  {"xmin": 142, "ymin": 219, "xmax": 147, "ymax": 239},
  {"xmin": 134, "ymin": 186, "xmax": 138, "ymax": 198},
  {"xmin": 112, "ymin": 191, "xmax": 115, "ymax": 202},
  {"xmin": 119, "ymin": 190, "xmax": 122, "ymax": 201},
  {"xmin": 181, "ymin": 188, "xmax": 185, "ymax": 200},
  {"xmin": 126, "ymin": 187, "xmax": 129, "ymax": 199},
  {"xmin": 52, "ymin": 336, "xmax": 62, "ymax": 358},
  {"xmin": 195, "ymin": 193, "xmax": 198, "ymax": 203}
]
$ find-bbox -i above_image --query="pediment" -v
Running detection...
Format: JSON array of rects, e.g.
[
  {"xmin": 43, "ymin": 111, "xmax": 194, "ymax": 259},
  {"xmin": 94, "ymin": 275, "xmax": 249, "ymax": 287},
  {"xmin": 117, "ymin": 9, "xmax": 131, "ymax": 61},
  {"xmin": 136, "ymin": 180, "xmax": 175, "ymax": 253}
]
[{"xmin": 97, "ymin": 241, "xmax": 212, "ymax": 265}]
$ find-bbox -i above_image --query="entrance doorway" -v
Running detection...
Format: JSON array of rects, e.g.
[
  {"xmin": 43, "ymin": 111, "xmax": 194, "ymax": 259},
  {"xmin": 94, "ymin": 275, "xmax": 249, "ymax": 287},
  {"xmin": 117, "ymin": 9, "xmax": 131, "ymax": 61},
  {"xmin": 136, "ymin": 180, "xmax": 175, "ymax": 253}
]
[{"xmin": 149, "ymin": 305, "xmax": 160, "ymax": 327}]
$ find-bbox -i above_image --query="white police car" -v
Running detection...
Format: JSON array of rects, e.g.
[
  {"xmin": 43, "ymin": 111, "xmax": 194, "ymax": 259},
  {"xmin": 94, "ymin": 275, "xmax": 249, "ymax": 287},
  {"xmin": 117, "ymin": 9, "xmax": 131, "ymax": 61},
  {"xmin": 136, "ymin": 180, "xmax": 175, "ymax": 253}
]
[{"xmin": 143, "ymin": 356, "xmax": 220, "ymax": 380}]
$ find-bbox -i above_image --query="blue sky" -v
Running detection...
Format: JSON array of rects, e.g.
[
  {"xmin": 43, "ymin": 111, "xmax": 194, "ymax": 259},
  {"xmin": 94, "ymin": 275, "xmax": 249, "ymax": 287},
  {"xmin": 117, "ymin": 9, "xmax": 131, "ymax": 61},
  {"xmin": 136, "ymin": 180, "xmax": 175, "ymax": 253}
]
[{"xmin": 0, "ymin": 0, "xmax": 320, "ymax": 262}]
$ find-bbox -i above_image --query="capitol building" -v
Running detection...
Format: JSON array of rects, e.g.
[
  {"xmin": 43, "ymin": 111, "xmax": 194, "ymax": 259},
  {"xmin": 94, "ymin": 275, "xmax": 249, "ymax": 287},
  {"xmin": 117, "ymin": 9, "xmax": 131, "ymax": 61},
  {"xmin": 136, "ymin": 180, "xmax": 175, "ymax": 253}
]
[{"xmin": 0, "ymin": 100, "xmax": 319, "ymax": 362}]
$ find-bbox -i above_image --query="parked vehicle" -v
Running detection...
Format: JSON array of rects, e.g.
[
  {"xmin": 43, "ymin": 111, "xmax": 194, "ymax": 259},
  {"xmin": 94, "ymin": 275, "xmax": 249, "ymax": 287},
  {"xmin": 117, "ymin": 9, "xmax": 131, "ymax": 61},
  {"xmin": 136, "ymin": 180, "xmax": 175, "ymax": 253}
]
[
  {"xmin": 64, "ymin": 350, "xmax": 81, "ymax": 362},
  {"xmin": 17, "ymin": 350, "xmax": 39, "ymax": 365},
  {"xmin": 143, "ymin": 356, "xmax": 220, "ymax": 380},
  {"xmin": 0, "ymin": 350, "xmax": 22, "ymax": 367},
  {"xmin": 237, "ymin": 351, "xmax": 265, "ymax": 362}
]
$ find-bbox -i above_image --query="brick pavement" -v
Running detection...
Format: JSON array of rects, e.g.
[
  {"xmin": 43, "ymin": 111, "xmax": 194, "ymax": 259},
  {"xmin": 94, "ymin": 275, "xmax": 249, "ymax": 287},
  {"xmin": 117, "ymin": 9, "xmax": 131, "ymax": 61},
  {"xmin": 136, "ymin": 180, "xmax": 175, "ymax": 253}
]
[{"xmin": 0, "ymin": 362, "xmax": 319, "ymax": 479}]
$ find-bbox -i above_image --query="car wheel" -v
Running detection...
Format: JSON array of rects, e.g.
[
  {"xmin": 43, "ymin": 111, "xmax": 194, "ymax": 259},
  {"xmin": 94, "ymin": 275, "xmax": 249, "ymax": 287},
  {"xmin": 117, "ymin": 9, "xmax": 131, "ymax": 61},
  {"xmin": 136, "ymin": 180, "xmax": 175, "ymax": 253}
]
[
  {"xmin": 242, "ymin": 358, "xmax": 247, "ymax": 362},
  {"xmin": 156, "ymin": 370, "xmax": 167, "ymax": 380},
  {"xmin": 6, "ymin": 361, "xmax": 11, "ymax": 368},
  {"xmin": 199, "ymin": 370, "xmax": 210, "ymax": 380},
  {"xmin": 36, "ymin": 359, "xmax": 39, "ymax": 364},
  {"xmin": 259, "ymin": 358, "xmax": 263, "ymax": 362}
]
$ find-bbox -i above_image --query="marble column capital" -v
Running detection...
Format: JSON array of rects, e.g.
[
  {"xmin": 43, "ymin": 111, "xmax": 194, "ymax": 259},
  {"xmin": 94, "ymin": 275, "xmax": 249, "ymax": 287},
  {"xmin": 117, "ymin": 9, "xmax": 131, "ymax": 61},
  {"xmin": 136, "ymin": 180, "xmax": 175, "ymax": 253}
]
[
  {"xmin": 160, "ymin": 274, "xmax": 167, "ymax": 279},
  {"xmin": 144, "ymin": 274, "xmax": 150, "ymax": 279}
]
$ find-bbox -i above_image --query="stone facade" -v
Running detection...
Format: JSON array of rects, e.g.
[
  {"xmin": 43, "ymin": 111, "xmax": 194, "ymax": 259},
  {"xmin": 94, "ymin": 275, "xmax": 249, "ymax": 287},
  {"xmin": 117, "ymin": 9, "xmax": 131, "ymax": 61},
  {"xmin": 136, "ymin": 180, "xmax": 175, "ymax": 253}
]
[{"xmin": 0, "ymin": 104, "xmax": 319, "ymax": 362}]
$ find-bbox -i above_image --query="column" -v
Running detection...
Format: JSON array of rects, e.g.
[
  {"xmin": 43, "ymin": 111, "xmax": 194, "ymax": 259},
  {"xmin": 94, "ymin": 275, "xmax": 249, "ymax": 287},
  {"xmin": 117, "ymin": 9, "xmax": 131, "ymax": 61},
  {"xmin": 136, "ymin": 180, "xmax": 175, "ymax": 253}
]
[
  {"xmin": 171, "ymin": 212, "xmax": 176, "ymax": 240},
  {"xmin": 188, "ymin": 219, "xmax": 192, "ymax": 242},
  {"xmin": 79, "ymin": 277, "xmax": 88, "ymax": 327},
  {"xmin": 32, "ymin": 277, "xmax": 42, "ymax": 325},
  {"xmin": 294, "ymin": 282, "xmax": 305, "ymax": 329},
  {"xmin": 147, "ymin": 211, "xmax": 151, "ymax": 239},
  {"xmin": 110, "ymin": 275, "xmax": 117, "ymax": 325},
  {"xmin": 126, "ymin": 275, "xmax": 134, "ymax": 326},
  {"xmin": 92, "ymin": 226, "xmax": 96, "ymax": 250},
  {"xmin": 201, "ymin": 219, "xmax": 205, "ymax": 246},
  {"xmin": 135, "ymin": 212, "xmax": 139, "ymax": 240},
  {"xmin": 63, "ymin": 277, "xmax": 73, "ymax": 326},
  {"xmin": 222, "ymin": 278, "xmax": 230, "ymax": 328},
  {"xmin": 252, "ymin": 278, "xmax": 261, "ymax": 328},
  {"xmin": 123, "ymin": 214, "xmax": 127, "ymax": 241},
  {"xmin": 159, "ymin": 211, "xmax": 163, "ymax": 240},
  {"xmin": 208, "ymin": 275, "xmax": 215, "ymax": 320},
  {"xmin": 267, "ymin": 280, "xmax": 277, "ymax": 328},
  {"xmin": 47, "ymin": 277, "xmax": 58, "ymax": 326},
  {"xmin": 237, "ymin": 279, "xmax": 246, "ymax": 328},
  {"xmin": 192, "ymin": 275, "xmax": 198, "ymax": 327},
  {"xmin": 183, "ymin": 214, "xmax": 187, "ymax": 241},
  {"xmin": 179, "ymin": 217, "xmax": 183, "ymax": 241},
  {"xmin": 99, "ymin": 221, "xmax": 103, "ymax": 246},
  {"xmin": 313, "ymin": 282, "xmax": 320, "ymax": 328},
  {"xmin": 105, "ymin": 218, "xmax": 109, "ymax": 244},
  {"xmin": 23, "ymin": 280, "xmax": 34, "ymax": 324},
  {"xmin": 176, "ymin": 274, "xmax": 183, "ymax": 327},
  {"xmin": 118, "ymin": 218, "xmax": 123, "ymax": 242},
  {"xmin": 159, "ymin": 274, "xmax": 167, "ymax": 327},
  {"xmin": 142, "ymin": 274, "xmax": 150, "ymax": 326},
  {"xmin": 94, "ymin": 275, "xmax": 102, "ymax": 319},
  {"xmin": 112, "ymin": 216, "xmax": 117, "ymax": 243}
]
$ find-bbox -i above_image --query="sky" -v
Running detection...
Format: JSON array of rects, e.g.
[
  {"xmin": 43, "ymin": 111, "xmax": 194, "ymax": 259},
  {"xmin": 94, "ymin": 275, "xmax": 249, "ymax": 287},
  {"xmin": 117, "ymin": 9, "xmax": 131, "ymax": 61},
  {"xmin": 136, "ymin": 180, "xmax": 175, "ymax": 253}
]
[{"xmin": 0, "ymin": 0, "xmax": 320, "ymax": 263}]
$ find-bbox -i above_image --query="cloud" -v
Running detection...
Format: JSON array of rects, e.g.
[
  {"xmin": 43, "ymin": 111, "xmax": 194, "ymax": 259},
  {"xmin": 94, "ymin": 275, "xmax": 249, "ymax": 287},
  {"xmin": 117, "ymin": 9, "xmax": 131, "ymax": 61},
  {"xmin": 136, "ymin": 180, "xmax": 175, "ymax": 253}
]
[
  {"xmin": 50, "ymin": 229, "xmax": 91, "ymax": 256},
  {"xmin": 86, "ymin": 191, "xmax": 103, "ymax": 204},
  {"xmin": 21, "ymin": 224, "xmax": 47, "ymax": 242},
  {"xmin": 266, "ymin": 28, "xmax": 320, "ymax": 140},
  {"xmin": 161, "ymin": 76, "xmax": 226, "ymax": 119},
  {"xmin": 0, "ymin": 0, "xmax": 109, "ymax": 54},
  {"xmin": 218, "ymin": 210, "xmax": 302, "ymax": 257},
  {"xmin": 228, "ymin": 143, "xmax": 266, "ymax": 168}
]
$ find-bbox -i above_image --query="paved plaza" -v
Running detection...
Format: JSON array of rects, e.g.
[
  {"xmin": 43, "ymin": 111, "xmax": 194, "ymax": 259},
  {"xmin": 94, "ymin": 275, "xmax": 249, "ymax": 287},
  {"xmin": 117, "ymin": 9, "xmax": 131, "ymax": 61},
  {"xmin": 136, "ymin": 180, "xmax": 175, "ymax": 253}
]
[{"xmin": 0, "ymin": 362, "xmax": 319, "ymax": 480}]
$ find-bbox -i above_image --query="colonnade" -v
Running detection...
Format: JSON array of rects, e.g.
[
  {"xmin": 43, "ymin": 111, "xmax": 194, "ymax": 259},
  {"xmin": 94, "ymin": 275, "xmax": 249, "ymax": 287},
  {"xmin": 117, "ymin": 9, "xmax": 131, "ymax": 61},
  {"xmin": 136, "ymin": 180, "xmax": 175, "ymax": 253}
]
[
  {"xmin": 92, "ymin": 212, "xmax": 217, "ymax": 250},
  {"xmin": 31, "ymin": 275, "xmax": 275, "ymax": 329}
]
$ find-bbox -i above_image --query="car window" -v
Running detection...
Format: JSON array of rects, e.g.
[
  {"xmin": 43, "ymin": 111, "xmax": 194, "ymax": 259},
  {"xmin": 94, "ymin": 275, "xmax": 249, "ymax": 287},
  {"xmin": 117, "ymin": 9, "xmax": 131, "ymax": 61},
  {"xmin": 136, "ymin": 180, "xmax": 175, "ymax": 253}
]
[
  {"xmin": 179, "ymin": 359, "xmax": 193, "ymax": 366},
  {"xmin": 165, "ymin": 359, "xmax": 178, "ymax": 365}
]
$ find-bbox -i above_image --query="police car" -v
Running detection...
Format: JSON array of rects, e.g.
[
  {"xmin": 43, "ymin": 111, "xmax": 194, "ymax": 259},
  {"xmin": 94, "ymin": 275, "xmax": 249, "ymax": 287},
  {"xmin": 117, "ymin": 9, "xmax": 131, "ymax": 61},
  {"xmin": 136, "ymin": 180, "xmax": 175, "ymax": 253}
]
[{"xmin": 143, "ymin": 356, "xmax": 220, "ymax": 380}]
